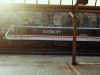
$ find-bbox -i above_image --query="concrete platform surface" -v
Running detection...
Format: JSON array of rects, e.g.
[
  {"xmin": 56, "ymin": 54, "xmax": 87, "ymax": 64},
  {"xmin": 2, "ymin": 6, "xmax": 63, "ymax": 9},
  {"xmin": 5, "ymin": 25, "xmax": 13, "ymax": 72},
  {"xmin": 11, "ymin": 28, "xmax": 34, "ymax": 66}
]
[{"xmin": 0, "ymin": 55, "xmax": 100, "ymax": 75}]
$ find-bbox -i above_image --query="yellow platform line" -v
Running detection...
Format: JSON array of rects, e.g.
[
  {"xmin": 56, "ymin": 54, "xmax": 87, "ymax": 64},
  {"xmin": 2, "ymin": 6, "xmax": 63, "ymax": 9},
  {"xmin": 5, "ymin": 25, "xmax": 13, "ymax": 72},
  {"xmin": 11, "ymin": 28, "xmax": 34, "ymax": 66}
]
[
  {"xmin": 61, "ymin": 63, "xmax": 75, "ymax": 75},
  {"xmin": 69, "ymin": 63, "xmax": 81, "ymax": 75}
]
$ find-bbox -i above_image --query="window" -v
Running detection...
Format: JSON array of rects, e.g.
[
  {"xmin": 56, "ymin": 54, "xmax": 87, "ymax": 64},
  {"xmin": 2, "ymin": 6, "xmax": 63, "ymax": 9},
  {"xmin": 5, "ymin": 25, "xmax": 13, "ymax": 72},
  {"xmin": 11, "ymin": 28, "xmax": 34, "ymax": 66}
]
[
  {"xmin": 26, "ymin": 0, "xmax": 36, "ymax": 4},
  {"xmin": 77, "ymin": 13, "xmax": 97, "ymax": 28},
  {"xmin": 21, "ymin": 28, "xmax": 27, "ymax": 35},
  {"xmin": 15, "ymin": 27, "xmax": 21, "ymax": 35},
  {"xmin": 1, "ymin": 0, "xmax": 12, "ymax": 3},
  {"xmin": 8, "ymin": 27, "xmax": 15, "ymax": 34},
  {"xmin": 27, "ymin": 28, "xmax": 33, "ymax": 35},
  {"xmin": 13, "ymin": 0, "xmax": 24, "ymax": 3}
]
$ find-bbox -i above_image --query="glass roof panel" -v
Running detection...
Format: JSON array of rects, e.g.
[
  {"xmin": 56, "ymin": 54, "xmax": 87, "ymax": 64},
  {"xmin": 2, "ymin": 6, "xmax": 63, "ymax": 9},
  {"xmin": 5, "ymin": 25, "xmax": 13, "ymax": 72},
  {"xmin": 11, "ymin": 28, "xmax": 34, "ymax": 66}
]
[
  {"xmin": 38, "ymin": 0, "xmax": 48, "ymax": 4},
  {"xmin": 96, "ymin": 0, "xmax": 100, "ymax": 6},
  {"xmin": 1, "ymin": 0, "xmax": 12, "ymax": 3},
  {"xmin": 0, "ymin": 0, "xmax": 100, "ymax": 6},
  {"xmin": 62, "ymin": 0, "xmax": 72, "ymax": 5},
  {"xmin": 26, "ymin": 0, "xmax": 36, "ymax": 4},
  {"xmin": 50, "ymin": 0, "xmax": 60, "ymax": 5},
  {"xmin": 86, "ymin": 0, "xmax": 95, "ymax": 6},
  {"xmin": 13, "ymin": 0, "xmax": 24, "ymax": 3},
  {"xmin": 73, "ymin": 0, "xmax": 77, "ymax": 5}
]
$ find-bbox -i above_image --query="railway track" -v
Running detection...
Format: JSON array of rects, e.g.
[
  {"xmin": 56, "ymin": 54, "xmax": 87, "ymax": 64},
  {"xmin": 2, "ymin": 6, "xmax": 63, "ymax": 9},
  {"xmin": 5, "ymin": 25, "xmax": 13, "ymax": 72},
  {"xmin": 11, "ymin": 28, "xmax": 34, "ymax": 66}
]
[{"xmin": 0, "ymin": 48, "xmax": 100, "ymax": 56}]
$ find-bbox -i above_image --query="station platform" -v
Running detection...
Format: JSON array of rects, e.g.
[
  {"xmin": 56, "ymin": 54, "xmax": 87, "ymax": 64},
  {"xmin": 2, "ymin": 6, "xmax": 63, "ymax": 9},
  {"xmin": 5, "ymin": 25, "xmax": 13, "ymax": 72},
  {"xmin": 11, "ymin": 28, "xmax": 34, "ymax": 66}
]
[{"xmin": 0, "ymin": 55, "xmax": 99, "ymax": 75}]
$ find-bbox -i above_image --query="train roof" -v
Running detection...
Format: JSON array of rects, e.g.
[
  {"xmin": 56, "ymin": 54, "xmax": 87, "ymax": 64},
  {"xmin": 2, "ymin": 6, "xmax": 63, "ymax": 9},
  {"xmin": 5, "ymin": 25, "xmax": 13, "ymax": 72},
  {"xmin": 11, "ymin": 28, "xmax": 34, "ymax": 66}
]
[{"xmin": 10, "ymin": 25, "xmax": 99, "ymax": 29}]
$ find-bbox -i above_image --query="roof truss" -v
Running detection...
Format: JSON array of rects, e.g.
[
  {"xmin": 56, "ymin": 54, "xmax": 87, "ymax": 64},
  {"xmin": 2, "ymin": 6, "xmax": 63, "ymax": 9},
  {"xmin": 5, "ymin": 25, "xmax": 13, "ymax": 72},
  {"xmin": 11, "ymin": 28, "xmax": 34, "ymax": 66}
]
[{"xmin": 0, "ymin": 3, "xmax": 100, "ymax": 13}]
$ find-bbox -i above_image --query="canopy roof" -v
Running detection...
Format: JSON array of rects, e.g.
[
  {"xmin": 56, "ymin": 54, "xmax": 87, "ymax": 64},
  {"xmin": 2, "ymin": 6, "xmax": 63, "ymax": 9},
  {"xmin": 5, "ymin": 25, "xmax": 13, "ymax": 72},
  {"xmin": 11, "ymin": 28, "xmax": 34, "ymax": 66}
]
[{"xmin": 0, "ymin": 0, "xmax": 99, "ymax": 6}]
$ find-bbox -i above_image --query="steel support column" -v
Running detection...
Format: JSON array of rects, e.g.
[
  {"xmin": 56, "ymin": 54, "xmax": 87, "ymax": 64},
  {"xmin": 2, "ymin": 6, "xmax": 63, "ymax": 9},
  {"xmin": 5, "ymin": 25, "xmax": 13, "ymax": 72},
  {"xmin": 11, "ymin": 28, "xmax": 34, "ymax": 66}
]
[{"xmin": 72, "ymin": 3, "xmax": 78, "ymax": 65}]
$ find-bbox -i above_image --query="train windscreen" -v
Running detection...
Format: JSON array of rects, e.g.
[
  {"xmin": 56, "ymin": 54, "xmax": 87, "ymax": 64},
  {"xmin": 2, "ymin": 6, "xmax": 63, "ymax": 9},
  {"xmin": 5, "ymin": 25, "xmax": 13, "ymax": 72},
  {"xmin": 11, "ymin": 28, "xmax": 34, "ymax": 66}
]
[{"xmin": 8, "ymin": 27, "xmax": 21, "ymax": 35}]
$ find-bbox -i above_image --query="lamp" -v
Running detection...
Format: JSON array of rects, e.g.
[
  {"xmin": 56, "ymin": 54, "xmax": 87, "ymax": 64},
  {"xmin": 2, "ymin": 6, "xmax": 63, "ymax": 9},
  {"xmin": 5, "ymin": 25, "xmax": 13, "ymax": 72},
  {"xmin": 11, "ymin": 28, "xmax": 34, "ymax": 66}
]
[{"xmin": 77, "ymin": 0, "xmax": 88, "ymax": 5}]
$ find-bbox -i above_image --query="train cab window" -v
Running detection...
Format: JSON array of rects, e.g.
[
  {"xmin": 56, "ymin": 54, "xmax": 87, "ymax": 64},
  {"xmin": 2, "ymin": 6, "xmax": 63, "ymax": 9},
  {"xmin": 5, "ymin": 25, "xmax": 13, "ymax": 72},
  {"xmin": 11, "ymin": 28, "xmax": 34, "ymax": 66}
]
[
  {"xmin": 8, "ymin": 27, "xmax": 15, "ymax": 34},
  {"xmin": 8, "ymin": 26, "xmax": 27, "ymax": 35},
  {"xmin": 8, "ymin": 27, "xmax": 21, "ymax": 35}
]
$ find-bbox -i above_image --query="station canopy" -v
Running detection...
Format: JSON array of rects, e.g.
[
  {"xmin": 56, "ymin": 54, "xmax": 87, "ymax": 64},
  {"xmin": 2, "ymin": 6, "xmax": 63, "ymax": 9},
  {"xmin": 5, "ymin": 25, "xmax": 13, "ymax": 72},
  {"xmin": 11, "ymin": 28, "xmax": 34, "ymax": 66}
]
[{"xmin": 0, "ymin": 0, "xmax": 99, "ymax": 6}]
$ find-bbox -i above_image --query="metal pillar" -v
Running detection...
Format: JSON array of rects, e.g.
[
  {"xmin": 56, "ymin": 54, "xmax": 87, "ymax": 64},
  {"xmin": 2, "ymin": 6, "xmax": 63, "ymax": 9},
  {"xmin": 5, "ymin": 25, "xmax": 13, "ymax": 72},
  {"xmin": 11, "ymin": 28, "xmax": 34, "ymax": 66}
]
[
  {"xmin": 12, "ymin": 0, "xmax": 13, "ymax": 3},
  {"xmin": 24, "ymin": 0, "xmax": 26, "ymax": 4},
  {"xmin": 72, "ymin": 3, "xmax": 78, "ymax": 65}
]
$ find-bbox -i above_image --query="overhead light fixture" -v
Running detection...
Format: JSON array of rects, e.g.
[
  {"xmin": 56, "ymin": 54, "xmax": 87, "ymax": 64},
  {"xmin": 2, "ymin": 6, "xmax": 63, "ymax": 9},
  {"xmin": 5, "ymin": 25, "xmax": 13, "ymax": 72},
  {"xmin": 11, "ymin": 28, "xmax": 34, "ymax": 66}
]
[{"xmin": 77, "ymin": 0, "xmax": 88, "ymax": 5}]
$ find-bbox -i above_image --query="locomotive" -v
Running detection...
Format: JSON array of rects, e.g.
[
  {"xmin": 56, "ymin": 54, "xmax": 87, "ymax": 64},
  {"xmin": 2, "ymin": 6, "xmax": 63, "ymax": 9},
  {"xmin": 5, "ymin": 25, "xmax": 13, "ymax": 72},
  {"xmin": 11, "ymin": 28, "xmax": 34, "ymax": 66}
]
[
  {"xmin": 4, "ymin": 24, "xmax": 100, "ymax": 49},
  {"xmin": 2, "ymin": 12, "xmax": 100, "ymax": 49}
]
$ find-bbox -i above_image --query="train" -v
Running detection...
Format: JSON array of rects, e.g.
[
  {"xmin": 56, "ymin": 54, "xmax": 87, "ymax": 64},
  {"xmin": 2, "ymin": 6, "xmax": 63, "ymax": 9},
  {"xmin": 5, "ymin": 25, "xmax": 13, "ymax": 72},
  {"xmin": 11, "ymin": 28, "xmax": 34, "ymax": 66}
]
[
  {"xmin": 5, "ymin": 25, "xmax": 100, "ymax": 42},
  {"xmin": 4, "ymin": 23, "xmax": 100, "ymax": 49},
  {"xmin": 1, "ymin": 12, "xmax": 100, "ymax": 50}
]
